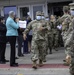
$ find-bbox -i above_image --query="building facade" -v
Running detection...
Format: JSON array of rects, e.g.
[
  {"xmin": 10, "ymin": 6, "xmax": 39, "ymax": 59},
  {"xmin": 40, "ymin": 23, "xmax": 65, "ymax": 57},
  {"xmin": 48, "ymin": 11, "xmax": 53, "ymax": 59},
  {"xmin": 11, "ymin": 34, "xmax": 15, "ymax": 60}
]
[{"xmin": 0, "ymin": 0, "xmax": 73, "ymax": 20}]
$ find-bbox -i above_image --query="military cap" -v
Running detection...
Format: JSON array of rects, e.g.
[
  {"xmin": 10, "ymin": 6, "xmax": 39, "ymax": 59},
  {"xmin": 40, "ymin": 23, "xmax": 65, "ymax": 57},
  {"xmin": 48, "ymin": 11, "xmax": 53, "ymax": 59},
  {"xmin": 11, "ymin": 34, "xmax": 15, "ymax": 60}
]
[
  {"xmin": 69, "ymin": 3, "xmax": 74, "ymax": 10},
  {"xmin": 41, "ymin": 12, "xmax": 44, "ymax": 16},
  {"xmin": 63, "ymin": 6, "xmax": 70, "ymax": 12},
  {"xmin": 36, "ymin": 11, "xmax": 41, "ymax": 16}
]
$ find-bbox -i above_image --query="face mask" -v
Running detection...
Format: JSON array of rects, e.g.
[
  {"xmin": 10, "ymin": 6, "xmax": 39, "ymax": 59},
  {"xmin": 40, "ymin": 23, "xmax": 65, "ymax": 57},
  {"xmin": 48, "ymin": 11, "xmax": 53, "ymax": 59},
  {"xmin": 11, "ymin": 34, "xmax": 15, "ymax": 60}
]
[
  {"xmin": 70, "ymin": 10, "xmax": 74, "ymax": 16},
  {"xmin": 42, "ymin": 16, "xmax": 45, "ymax": 19},
  {"xmin": 36, "ymin": 16, "xmax": 41, "ymax": 20},
  {"xmin": 45, "ymin": 18, "xmax": 49, "ymax": 21}
]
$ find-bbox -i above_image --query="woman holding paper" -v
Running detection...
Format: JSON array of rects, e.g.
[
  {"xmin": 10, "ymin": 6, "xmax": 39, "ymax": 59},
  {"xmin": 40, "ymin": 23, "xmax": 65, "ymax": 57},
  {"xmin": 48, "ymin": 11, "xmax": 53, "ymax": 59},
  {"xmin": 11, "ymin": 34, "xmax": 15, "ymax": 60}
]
[{"xmin": 6, "ymin": 11, "xmax": 19, "ymax": 67}]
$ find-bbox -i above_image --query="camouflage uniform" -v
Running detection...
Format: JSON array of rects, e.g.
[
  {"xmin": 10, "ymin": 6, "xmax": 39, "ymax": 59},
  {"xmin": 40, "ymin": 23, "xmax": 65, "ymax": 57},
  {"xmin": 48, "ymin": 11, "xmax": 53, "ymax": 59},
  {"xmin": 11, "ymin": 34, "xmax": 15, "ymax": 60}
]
[
  {"xmin": 68, "ymin": 3, "xmax": 74, "ymax": 75},
  {"xmin": 23, "ymin": 11, "xmax": 48, "ymax": 68},
  {"xmin": 66, "ymin": 18, "xmax": 74, "ymax": 75},
  {"xmin": 63, "ymin": 16, "xmax": 74, "ymax": 75},
  {"xmin": 45, "ymin": 16, "xmax": 53, "ymax": 54},
  {"xmin": 57, "ymin": 6, "xmax": 71, "ymax": 56},
  {"xmin": 50, "ymin": 19, "xmax": 59, "ymax": 49},
  {"xmin": 41, "ymin": 12, "xmax": 48, "ymax": 62}
]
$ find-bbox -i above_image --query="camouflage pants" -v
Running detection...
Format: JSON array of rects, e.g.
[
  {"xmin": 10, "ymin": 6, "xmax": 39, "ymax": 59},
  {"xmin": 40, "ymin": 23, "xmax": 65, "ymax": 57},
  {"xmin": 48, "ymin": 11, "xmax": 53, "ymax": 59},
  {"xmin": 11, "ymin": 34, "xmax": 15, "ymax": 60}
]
[
  {"xmin": 70, "ymin": 57, "xmax": 74, "ymax": 75},
  {"xmin": 52, "ymin": 33, "xmax": 58, "ymax": 48},
  {"xmin": 31, "ymin": 40, "xmax": 47, "ymax": 61},
  {"xmin": 62, "ymin": 32, "xmax": 73, "ymax": 55},
  {"xmin": 48, "ymin": 34, "xmax": 53, "ymax": 50},
  {"xmin": 69, "ymin": 44, "xmax": 74, "ymax": 75}
]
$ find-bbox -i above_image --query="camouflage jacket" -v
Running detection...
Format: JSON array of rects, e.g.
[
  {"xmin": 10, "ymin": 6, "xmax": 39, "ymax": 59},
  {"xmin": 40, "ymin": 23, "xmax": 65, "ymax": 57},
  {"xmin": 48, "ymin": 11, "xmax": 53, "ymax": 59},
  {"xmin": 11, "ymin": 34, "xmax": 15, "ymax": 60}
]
[
  {"xmin": 45, "ymin": 21, "xmax": 52, "ymax": 35},
  {"xmin": 49, "ymin": 20, "xmax": 58, "ymax": 34},
  {"xmin": 64, "ymin": 17, "xmax": 74, "ymax": 55},
  {"xmin": 57, "ymin": 14, "xmax": 71, "ymax": 33},
  {"xmin": 23, "ymin": 20, "xmax": 49, "ymax": 41}
]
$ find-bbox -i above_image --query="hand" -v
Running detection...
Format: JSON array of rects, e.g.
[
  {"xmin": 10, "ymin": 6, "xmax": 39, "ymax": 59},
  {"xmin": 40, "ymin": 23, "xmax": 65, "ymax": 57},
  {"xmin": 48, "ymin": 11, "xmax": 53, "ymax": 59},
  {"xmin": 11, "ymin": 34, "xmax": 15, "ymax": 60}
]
[
  {"xmin": 39, "ymin": 26, "xmax": 44, "ymax": 31},
  {"xmin": 23, "ymin": 34, "xmax": 27, "ymax": 40},
  {"xmin": 16, "ymin": 18, "xmax": 19, "ymax": 22},
  {"xmin": 66, "ymin": 55, "xmax": 71, "ymax": 64}
]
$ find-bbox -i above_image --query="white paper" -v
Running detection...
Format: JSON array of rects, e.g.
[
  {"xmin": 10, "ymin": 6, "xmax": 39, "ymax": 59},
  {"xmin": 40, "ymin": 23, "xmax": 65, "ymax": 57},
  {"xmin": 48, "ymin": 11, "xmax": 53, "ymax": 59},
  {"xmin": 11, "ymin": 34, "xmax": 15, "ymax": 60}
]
[
  {"xmin": 19, "ymin": 20, "xmax": 27, "ymax": 28},
  {"xmin": 57, "ymin": 25, "xmax": 62, "ymax": 30}
]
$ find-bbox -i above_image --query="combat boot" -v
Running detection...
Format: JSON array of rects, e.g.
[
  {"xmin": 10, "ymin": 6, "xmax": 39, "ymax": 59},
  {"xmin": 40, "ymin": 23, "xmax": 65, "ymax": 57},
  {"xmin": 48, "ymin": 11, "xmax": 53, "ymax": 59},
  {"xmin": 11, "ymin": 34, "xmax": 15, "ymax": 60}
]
[
  {"xmin": 43, "ymin": 56, "xmax": 46, "ymax": 62},
  {"xmin": 63, "ymin": 62, "xmax": 69, "ymax": 66},
  {"xmin": 70, "ymin": 72, "xmax": 74, "ymax": 75},
  {"xmin": 49, "ymin": 48, "xmax": 52, "ymax": 54},
  {"xmin": 38, "ymin": 59, "xmax": 43, "ymax": 67},
  {"xmin": 32, "ymin": 61, "xmax": 37, "ymax": 69},
  {"xmin": 43, "ymin": 59, "xmax": 46, "ymax": 62}
]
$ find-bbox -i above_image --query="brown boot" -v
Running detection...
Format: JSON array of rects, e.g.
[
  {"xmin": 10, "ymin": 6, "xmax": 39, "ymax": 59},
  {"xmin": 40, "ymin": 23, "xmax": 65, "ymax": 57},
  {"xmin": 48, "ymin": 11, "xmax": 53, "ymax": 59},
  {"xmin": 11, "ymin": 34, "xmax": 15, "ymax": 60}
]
[
  {"xmin": 63, "ymin": 62, "xmax": 69, "ymax": 66},
  {"xmin": 43, "ymin": 56, "xmax": 46, "ymax": 62},
  {"xmin": 38, "ymin": 59, "xmax": 43, "ymax": 67},
  {"xmin": 32, "ymin": 61, "xmax": 37, "ymax": 69},
  {"xmin": 43, "ymin": 59, "xmax": 46, "ymax": 62}
]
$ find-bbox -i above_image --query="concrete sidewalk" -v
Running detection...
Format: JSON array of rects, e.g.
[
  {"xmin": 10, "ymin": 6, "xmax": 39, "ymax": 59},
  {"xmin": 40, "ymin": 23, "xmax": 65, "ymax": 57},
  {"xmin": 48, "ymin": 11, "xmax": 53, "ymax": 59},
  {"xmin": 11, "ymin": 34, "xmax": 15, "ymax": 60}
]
[
  {"xmin": 0, "ymin": 68, "xmax": 70, "ymax": 75},
  {"xmin": 0, "ymin": 46, "xmax": 70, "ymax": 75}
]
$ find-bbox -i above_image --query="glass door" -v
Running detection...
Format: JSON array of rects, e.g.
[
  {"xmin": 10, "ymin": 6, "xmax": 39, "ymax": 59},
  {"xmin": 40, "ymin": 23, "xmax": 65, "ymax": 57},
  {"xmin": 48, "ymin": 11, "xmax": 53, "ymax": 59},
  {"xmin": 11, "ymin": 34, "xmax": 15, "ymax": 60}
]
[{"xmin": 20, "ymin": 7, "xmax": 29, "ymax": 19}]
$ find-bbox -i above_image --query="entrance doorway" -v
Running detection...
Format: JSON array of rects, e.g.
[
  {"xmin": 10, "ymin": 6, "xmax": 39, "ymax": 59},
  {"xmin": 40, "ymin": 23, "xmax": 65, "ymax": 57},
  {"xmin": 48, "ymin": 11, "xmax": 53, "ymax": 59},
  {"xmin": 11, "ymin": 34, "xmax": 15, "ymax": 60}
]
[
  {"xmin": 47, "ymin": 1, "xmax": 72, "ymax": 17},
  {"xmin": 20, "ymin": 7, "xmax": 29, "ymax": 19},
  {"xmin": 53, "ymin": 6, "xmax": 63, "ymax": 17}
]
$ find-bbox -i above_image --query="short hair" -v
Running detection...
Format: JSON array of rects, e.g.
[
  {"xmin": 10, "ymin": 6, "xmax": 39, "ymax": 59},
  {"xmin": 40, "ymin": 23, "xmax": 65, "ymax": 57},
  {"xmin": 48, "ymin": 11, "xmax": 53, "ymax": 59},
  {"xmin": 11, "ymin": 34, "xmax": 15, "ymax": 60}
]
[{"xmin": 9, "ymin": 11, "xmax": 15, "ymax": 16}]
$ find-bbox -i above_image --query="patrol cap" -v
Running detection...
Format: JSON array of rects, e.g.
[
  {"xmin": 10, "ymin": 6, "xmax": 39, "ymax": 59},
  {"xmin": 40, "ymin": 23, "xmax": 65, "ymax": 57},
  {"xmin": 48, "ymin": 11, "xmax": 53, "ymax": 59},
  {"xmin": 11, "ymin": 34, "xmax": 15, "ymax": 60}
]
[
  {"xmin": 63, "ymin": 6, "xmax": 69, "ymax": 12},
  {"xmin": 69, "ymin": 3, "xmax": 74, "ymax": 10},
  {"xmin": 41, "ymin": 12, "xmax": 44, "ymax": 16},
  {"xmin": 36, "ymin": 11, "xmax": 41, "ymax": 16}
]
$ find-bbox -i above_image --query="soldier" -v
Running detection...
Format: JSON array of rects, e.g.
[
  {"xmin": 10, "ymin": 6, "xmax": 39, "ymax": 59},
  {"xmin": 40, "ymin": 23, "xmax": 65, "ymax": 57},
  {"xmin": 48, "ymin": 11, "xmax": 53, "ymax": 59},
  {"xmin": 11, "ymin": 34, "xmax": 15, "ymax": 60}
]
[
  {"xmin": 50, "ymin": 15, "xmax": 59, "ymax": 51},
  {"xmin": 23, "ymin": 11, "xmax": 48, "ymax": 69},
  {"xmin": 45, "ymin": 16, "xmax": 53, "ymax": 54},
  {"xmin": 57, "ymin": 6, "xmax": 71, "ymax": 65},
  {"xmin": 66, "ymin": 3, "xmax": 74, "ymax": 75},
  {"xmin": 41, "ymin": 12, "xmax": 48, "ymax": 62}
]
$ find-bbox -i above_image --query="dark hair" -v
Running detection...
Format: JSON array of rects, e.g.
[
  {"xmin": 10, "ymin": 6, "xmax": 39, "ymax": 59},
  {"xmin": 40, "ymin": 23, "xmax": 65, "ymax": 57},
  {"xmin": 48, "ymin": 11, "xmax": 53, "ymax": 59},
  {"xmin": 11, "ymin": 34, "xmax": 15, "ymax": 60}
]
[
  {"xmin": 0, "ymin": 16, "xmax": 4, "ymax": 22},
  {"xmin": 14, "ymin": 17, "xmax": 20, "ymax": 22}
]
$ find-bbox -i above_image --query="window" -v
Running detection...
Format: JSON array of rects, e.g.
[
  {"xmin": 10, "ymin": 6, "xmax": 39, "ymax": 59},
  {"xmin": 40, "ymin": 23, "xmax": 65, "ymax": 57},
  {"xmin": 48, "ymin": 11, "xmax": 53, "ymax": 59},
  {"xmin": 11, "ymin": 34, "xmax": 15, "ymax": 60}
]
[
  {"xmin": 20, "ymin": 7, "xmax": 29, "ymax": 19},
  {"xmin": 4, "ymin": 6, "xmax": 17, "ymax": 20}
]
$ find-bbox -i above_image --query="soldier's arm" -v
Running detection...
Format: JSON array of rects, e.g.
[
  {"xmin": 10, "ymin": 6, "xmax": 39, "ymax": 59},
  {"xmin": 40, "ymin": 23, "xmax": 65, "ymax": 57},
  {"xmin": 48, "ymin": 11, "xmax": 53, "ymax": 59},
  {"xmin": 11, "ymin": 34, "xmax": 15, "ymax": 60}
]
[
  {"xmin": 65, "ymin": 17, "xmax": 72, "ymax": 36},
  {"xmin": 56, "ymin": 17, "xmax": 61, "ymax": 25},
  {"xmin": 23, "ymin": 21, "xmax": 32, "ymax": 35},
  {"xmin": 56, "ymin": 16, "xmax": 64, "ymax": 25},
  {"xmin": 23, "ymin": 21, "xmax": 32, "ymax": 40},
  {"xmin": 42, "ymin": 22, "xmax": 50, "ymax": 30}
]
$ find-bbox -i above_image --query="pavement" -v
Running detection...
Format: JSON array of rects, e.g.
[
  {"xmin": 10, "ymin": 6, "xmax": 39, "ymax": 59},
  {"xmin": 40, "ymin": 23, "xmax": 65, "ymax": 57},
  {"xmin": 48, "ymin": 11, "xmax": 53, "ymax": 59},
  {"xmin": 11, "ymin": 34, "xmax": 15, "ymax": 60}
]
[{"xmin": 0, "ymin": 45, "xmax": 71, "ymax": 75}]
